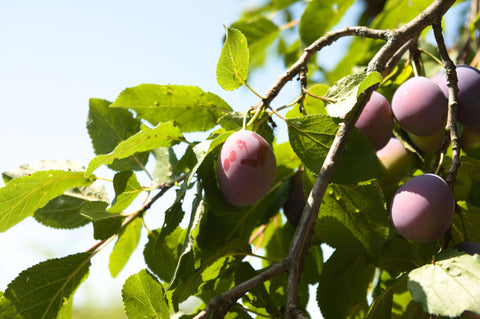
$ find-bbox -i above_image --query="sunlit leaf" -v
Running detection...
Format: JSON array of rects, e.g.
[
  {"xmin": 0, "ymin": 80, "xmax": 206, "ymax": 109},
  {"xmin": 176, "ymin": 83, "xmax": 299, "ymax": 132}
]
[
  {"xmin": 287, "ymin": 114, "xmax": 383, "ymax": 184},
  {"xmin": 85, "ymin": 122, "xmax": 183, "ymax": 176},
  {"xmin": 408, "ymin": 249, "xmax": 480, "ymax": 317},
  {"xmin": 109, "ymin": 218, "xmax": 142, "ymax": 278},
  {"xmin": 108, "ymin": 171, "xmax": 143, "ymax": 213},
  {"xmin": 80, "ymin": 201, "xmax": 123, "ymax": 240},
  {"xmin": 317, "ymin": 250, "xmax": 374, "ymax": 319},
  {"xmin": 111, "ymin": 84, "xmax": 232, "ymax": 132},
  {"xmin": 217, "ymin": 26, "xmax": 249, "ymax": 90},
  {"xmin": 0, "ymin": 170, "xmax": 95, "ymax": 233},
  {"xmin": 0, "ymin": 253, "xmax": 91, "ymax": 319},
  {"xmin": 122, "ymin": 269, "xmax": 170, "ymax": 319}
]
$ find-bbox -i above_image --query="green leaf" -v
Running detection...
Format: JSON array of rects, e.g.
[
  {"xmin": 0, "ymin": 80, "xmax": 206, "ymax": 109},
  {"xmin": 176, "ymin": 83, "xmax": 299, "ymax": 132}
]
[
  {"xmin": 324, "ymin": 72, "xmax": 382, "ymax": 117},
  {"xmin": 152, "ymin": 147, "xmax": 180, "ymax": 184},
  {"xmin": 452, "ymin": 202, "xmax": 480, "ymax": 245},
  {"xmin": 0, "ymin": 253, "xmax": 91, "ymax": 319},
  {"xmin": 235, "ymin": 263, "xmax": 280, "ymax": 316},
  {"xmin": 2, "ymin": 160, "xmax": 85, "ymax": 181},
  {"xmin": 0, "ymin": 170, "xmax": 95, "ymax": 233},
  {"xmin": 55, "ymin": 295, "xmax": 73, "ymax": 319},
  {"xmin": 216, "ymin": 26, "xmax": 249, "ymax": 90},
  {"xmin": 109, "ymin": 218, "xmax": 142, "ymax": 278},
  {"xmin": 167, "ymin": 194, "xmax": 205, "ymax": 290},
  {"xmin": 146, "ymin": 139, "xmax": 218, "ymax": 284},
  {"xmin": 108, "ymin": 171, "xmax": 143, "ymax": 213},
  {"xmin": 171, "ymin": 251, "xmax": 248, "ymax": 308},
  {"xmin": 408, "ymin": 249, "xmax": 480, "ymax": 317},
  {"xmin": 299, "ymin": 0, "xmax": 355, "ymax": 46},
  {"xmin": 287, "ymin": 114, "xmax": 383, "ymax": 184},
  {"xmin": 366, "ymin": 286, "xmax": 393, "ymax": 319},
  {"xmin": 316, "ymin": 182, "xmax": 390, "ymax": 261},
  {"xmin": 371, "ymin": 0, "xmax": 434, "ymax": 30},
  {"xmin": 230, "ymin": 16, "xmax": 279, "ymax": 67},
  {"xmin": 111, "ymin": 84, "xmax": 232, "ymax": 132},
  {"xmin": 458, "ymin": 155, "xmax": 480, "ymax": 181},
  {"xmin": 272, "ymin": 0, "xmax": 299, "ymax": 9},
  {"xmin": 122, "ymin": 269, "xmax": 170, "ymax": 319},
  {"xmin": 80, "ymin": 201, "xmax": 123, "ymax": 240},
  {"xmin": 87, "ymin": 98, "xmax": 149, "ymax": 172},
  {"xmin": 2, "ymin": 160, "xmax": 108, "ymax": 229},
  {"xmin": 317, "ymin": 250, "xmax": 375, "ymax": 319},
  {"xmin": 34, "ymin": 195, "xmax": 92, "ymax": 229},
  {"xmin": 85, "ymin": 122, "xmax": 184, "ymax": 177},
  {"xmin": 302, "ymin": 84, "xmax": 329, "ymax": 115},
  {"xmin": 379, "ymin": 237, "xmax": 438, "ymax": 277},
  {"xmin": 144, "ymin": 227, "xmax": 186, "ymax": 283}
]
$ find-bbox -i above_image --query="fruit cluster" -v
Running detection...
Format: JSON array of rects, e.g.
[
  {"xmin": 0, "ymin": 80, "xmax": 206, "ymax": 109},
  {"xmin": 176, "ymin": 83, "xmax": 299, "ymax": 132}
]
[
  {"xmin": 383, "ymin": 65, "xmax": 480, "ymax": 243},
  {"xmin": 216, "ymin": 65, "xmax": 480, "ymax": 248}
]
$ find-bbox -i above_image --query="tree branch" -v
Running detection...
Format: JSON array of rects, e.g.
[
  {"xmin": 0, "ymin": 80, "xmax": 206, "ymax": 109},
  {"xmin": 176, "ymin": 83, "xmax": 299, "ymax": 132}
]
[
  {"xmin": 432, "ymin": 21, "xmax": 461, "ymax": 186},
  {"xmin": 196, "ymin": 1, "xmax": 457, "ymax": 318}
]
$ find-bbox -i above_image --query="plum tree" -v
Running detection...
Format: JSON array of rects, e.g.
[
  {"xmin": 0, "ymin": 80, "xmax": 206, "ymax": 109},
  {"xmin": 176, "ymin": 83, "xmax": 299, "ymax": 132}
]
[
  {"xmin": 390, "ymin": 173, "xmax": 455, "ymax": 242},
  {"xmin": 282, "ymin": 169, "xmax": 306, "ymax": 226},
  {"xmin": 376, "ymin": 137, "xmax": 416, "ymax": 186},
  {"xmin": 354, "ymin": 91, "xmax": 394, "ymax": 150},
  {"xmin": 4, "ymin": 1, "xmax": 480, "ymax": 319},
  {"xmin": 437, "ymin": 64, "xmax": 480, "ymax": 131},
  {"xmin": 391, "ymin": 76, "xmax": 448, "ymax": 136},
  {"xmin": 216, "ymin": 129, "xmax": 276, "ymax": 206}
]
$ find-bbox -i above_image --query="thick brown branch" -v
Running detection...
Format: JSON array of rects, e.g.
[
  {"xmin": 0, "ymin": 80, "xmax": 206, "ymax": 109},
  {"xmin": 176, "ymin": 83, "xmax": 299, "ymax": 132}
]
[{"xmin": 256, "ymin": 26, "xmax": 391, "ymax": 109}]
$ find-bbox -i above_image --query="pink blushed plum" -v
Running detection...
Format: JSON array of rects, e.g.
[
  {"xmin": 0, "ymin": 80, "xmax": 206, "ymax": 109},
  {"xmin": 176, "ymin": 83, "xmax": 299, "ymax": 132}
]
[
  {"xmin": 355, "ymin": 91, "xmax": 394, "ymax": 150},
  {"xmin": 390, "ymin": 173, "xmax": 455, "ymax": 242},
  {"xmin": 217, "ymin": 130, "xmax": 276, "ymax": 206},
  {"xmin": 392, "ymin": 76, "xmax": 448, "ymax": 136},
  {"xmin": 437, "ymin": 64, "xmax": 480, "ymax": 131}
]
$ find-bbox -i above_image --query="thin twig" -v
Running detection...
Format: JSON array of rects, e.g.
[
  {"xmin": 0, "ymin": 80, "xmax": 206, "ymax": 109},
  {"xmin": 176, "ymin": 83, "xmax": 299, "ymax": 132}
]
[
  {"xmin": 302, "ymin": 88, "xmax": 338, "ymax": 103},
  {"xmin": 85, "ymin": 173, "xmax": 187, "ymax": 255}
]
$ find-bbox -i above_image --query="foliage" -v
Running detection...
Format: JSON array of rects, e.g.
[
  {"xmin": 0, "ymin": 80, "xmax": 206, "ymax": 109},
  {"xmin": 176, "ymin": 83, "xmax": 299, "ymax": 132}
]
[{"xmin": 1, "ymin": 0, "xmax": 480, "ymax": 318}]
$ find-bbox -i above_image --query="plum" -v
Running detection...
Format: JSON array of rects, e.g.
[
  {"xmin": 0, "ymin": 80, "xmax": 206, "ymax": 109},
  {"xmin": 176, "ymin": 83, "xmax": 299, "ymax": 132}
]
[
  {"xmin": 283, "ymin": 170, "xmax": 306, "ymax": 226},
  {"xmin": 217, "ymin": 130, "xmax": 276, "ymax": 206},
  {"xmin": 390, "ymin": 173, "xmax": 455, "ymax": 242},
  {"xmin": 355, "ymin": 91, "xmax": 394, "ymax": 150},
  {"xmin": 437, "ymin": 64, "xmax": 480, "ymax": 131},
  {"xmin": 392, "ymin": 76, "xmax": 448, "ymax": 136},
  {"xmin": 455, "ymin": 241, "xmax": 480, "ymax": 255},
  {"xmin": 376, "ymin": 137, "xmax": 416, "ymax": 186},
  {"xmin": 407, "ymin": 129, "xmax": 444, "ymax": 153}
]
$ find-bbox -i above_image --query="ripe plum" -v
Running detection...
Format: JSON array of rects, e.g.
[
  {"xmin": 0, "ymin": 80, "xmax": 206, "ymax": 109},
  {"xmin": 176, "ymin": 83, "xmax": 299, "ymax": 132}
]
[
  {"xmin": 437, "ymin": 64, "xmax": 480, "ymax": 130},
  {"xmin": 355, "ymin": 91, "xmax": 394, "ymax": 150},
  {"xmin": 390, "ymin": 173, "xmax": 455, "ymax": 242},
  {"xmin": 217, "ymin": 130, "xmax": 276, "ymax": 206},
  {"xmin": 283, "ymin": 170, "xmax": 306, "ymax": 226},
  {"xmin": 392, "ymin": 76, "xmax": 448, "ymax": 136}
]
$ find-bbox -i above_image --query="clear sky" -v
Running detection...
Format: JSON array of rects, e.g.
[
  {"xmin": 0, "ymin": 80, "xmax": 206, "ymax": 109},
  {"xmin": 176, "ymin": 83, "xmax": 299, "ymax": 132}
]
[{"xmin": 0, "ymin": 0, "xmax": 468, "ymax": 317}]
